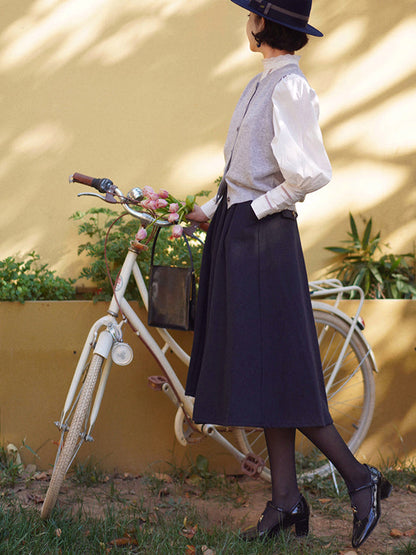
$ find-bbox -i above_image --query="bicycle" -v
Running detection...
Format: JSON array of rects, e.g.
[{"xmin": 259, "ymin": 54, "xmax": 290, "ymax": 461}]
[{"xmin": 40, "ymin": 173, "xmax": 377, "ymax": 519}]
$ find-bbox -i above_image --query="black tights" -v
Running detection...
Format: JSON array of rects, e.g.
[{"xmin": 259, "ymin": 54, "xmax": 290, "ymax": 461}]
[{"xmin": 263, "ymin": 425, "xmax": 372, "ymax": 523}]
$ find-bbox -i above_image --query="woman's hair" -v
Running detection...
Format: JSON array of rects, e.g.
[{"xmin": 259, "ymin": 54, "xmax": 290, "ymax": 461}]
[{"xmin": 252, "ymin": 16, "xmax": 309, "ymax": 51}]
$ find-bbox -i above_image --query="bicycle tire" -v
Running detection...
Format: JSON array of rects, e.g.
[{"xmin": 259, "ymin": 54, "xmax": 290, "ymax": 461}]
[
  {"xmin": 41, "ymin": 354, "xmax": 104, "ymax": 519},
  {"xmin": 234, "ymin": 308, "xmax": 376, "ymax": 483}
]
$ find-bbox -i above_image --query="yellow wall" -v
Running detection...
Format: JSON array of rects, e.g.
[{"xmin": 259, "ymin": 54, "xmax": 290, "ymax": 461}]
[
  {"xmin": 0, "ymin": 301, "xmax": 415, "ymax": 473},
  {"xmin": 0, "ymin": 1, "xmax": 415, "ymax": 475},
  {"xmin": 0, "ymin": 0, "xmax": 415, "ymax": 279}
]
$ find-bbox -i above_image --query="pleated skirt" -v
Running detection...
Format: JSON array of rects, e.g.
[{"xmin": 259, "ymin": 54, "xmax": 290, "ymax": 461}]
[{"xmin": 185, "ymin": 196, "xmax": 332, "ymax": 428}]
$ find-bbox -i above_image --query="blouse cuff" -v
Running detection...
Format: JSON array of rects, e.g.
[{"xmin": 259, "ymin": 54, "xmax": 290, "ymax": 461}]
[
  {"xmin": 200, "ymin": 197, "xmax": 218, "ymax": 220},
  {"xmin": 251, "ymin": 183, "xmax": 293, "ymax": 219}
]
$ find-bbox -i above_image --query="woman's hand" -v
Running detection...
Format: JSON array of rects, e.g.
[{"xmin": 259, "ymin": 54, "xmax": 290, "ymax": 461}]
[{"xmin": 186, "ymin": 204, "xmax": 209, "ymax": 223}]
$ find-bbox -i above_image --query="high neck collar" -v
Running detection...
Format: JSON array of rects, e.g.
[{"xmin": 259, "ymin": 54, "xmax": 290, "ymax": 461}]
[{"xmin": 262, "ymin": 54, "xmax": 300, "ymax": 73}]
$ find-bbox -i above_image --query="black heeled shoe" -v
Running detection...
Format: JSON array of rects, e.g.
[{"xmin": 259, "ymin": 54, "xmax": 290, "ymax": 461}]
[
  {"xmin": 350, "ymin": 464, "xmax": 392, "ymax": 548},
  {"xmin": 240, "ymin": 494, "xmax": 310, "ymax": 541}
]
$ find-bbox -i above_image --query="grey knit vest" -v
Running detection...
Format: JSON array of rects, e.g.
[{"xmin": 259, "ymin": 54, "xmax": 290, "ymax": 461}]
[{"xmin": 221, "ymin": 63, "xmax": 304, "ymax": 208}]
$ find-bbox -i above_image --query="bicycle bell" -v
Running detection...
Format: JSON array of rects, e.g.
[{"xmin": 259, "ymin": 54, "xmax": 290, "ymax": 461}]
[
  {"xmin": 111, "ymin": 342, "xmax": 134, "ymax": 366},
  {"xmin": 127, "ymin": 187, "xmax": 144, "ymax": 202}
]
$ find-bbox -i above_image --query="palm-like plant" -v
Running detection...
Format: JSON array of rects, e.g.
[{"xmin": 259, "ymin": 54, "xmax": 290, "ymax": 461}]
[{"xmin": 325, "ymin": 214, "xmax": 416, "ymax": 299}]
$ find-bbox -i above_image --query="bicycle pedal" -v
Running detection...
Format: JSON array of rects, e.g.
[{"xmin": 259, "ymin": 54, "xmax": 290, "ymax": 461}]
[
  {"xmin": 241, "ymin": 453, "xmax": 265, "ymax": 477},
  {"xmin": 148, "ymin": 375, "xmax": 167, "ymax": 390}
]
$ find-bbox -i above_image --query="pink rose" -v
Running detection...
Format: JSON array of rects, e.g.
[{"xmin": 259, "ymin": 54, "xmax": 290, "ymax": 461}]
[
  {"xmin": 156, "ymin": 199, "xmax": 168, "ymax": 209},
  {"xmin": 150, "ymin": 193, "xmax": 160, "ymax": 201},
  {"xmin": 170, "ymin": 224, "xmax": 183, "ymax": 238},
  {"xmin": 135, "ymin": 227, "xmax": 147, "ymax": 241},
  {"xmin": 158, "ymin": 189, "xmax": 169, "ymax": 199},
  {"xmin": 168, "ymin": 212, "xmax": 179, "ymax": 223},
  {"xmin": 148, "ymin": 200, "xmax": 158, "ymax": 210},
  {"xmin": 169, "ymin": 202, "xmax": 179, "ymax": 213}
]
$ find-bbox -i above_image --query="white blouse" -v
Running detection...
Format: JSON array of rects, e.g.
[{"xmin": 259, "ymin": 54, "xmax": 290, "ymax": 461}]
[{"xmin": 202, "ymin": 55, "xmax": 331, "ymax": 220}]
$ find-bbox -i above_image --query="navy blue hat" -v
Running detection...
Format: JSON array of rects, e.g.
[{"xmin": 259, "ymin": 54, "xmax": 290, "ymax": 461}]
[{"xmin": 230, "ymin": 0, "xmax": 323, "ymax": 37}]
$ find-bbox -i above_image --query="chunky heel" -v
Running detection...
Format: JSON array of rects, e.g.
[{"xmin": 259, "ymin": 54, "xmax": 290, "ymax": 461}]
[
  {"xmin": 240, "ymin": 494, "xmax": 310, "ymax": 541},
  {"xmin": 295, "ymin": 517, "xmax": 309, "ymax": 536},
  {"xmin": 350, "ymin": 464, "xmax": 392, "ymax": 548},
  {"xmin": 380, "ymin": 476, "xmax": 393, "ymax": 499}
]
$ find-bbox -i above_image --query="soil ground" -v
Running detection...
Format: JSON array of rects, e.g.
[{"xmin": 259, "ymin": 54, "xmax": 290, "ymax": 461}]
[{"xmin": 2, "ymin": 467, "xmax": 416, "ymax": 554}]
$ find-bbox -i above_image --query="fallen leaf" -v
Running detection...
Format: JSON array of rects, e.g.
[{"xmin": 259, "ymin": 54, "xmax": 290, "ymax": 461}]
[
  {"xmin": 154, "ymin": 473, "xmax": 173, "ymax": 483},
  {"xmin": 181, "ymin": 524, "xmax": 198, "ymax": 539},
  {"xmin": 235, "ymin": 496, "xmax": 247, "ymax": 507},
  {"xmin": 55, "ymin": 528, "xmax": 62, "ymax": 538},
  {"xmin": 185, "ymin": 546, "xmax": 196, "ymax": 555},
  {"xmin": 390, "ymin": 529, "xmax": 403, "ymax": 538},
  {"xmin": 28, "ymin": 493, "xmax": 44, "ymax": 504},
  {"xmin": 404, "ymin": 529, "xmax": 416, "ymax": 537},
  {"xmin": 34, "ymin": 472, "xmax": 49, "ymax": 481},
  {"xmin": 201, "ymin": 546, "xmax": 216, "ymax": 555},
  {"xmin": 318, "ymin": 498, "xmax": 332, "ymax": 504},
  {"xmin": 109, "ymin": 534, "xmax": 138, "ymax": 547},
  {"xmin": 408, "ymin": 484, "xmax": 416, "ymax": 493}
]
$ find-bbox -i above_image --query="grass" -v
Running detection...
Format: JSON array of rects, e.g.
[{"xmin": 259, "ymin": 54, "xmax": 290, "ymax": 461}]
[
  {"xmin": 143, "ymin": 454, "xmax": 248, "ymax": 507},
  {"xmin": 380, "ymin": 458, "xmax": 416, "ymax": 491},
  {"xmin": 72, "ymin": 456, "xmax": 106, "ymax": 487},
  {"xmin": 0, "ymin": 454, "xmax": 415, "ymax": 554},
  {"xmin": 0, "ymin": 500, "xmax": 343, "ymax": 555}
]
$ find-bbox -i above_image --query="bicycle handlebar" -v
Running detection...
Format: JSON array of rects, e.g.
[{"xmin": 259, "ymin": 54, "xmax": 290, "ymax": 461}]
[
  {"xmin": 71, "ymin": 173, "xmax": 210, "ymax": 232},
  {"xmin": 71, "ymin": 172, "xmax": 114, "ymax": 194},
  {"xmin": 70, "ymin": 172, "xmax": 171, "ymax": 227}
]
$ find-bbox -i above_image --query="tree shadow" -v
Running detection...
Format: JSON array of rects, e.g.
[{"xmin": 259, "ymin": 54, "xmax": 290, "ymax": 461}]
[{"xmin": 0, "ymin": 0, "xmax": 414, "ymax": 460}]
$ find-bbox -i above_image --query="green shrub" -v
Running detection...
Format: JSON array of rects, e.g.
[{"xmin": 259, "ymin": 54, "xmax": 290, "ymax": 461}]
[
  {"xmin": 71, "ymin": 207, "xmax": 206, "ymax": 301},
  {"xmin": 0, "ymin": 445, "xmax": 22, "ymax": 487},
  {"xmin": 0, "ymin": 252, "xmax": 76, "ymax": 302},
  {"xmin": 325, "ymin": 214, "xmax": 416, "ymax": 299}
]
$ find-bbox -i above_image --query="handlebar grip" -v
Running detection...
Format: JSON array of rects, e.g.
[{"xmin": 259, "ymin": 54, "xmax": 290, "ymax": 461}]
[{"xmin": 70, "ymin": 173, "xmax": 114, "ymax": 193}]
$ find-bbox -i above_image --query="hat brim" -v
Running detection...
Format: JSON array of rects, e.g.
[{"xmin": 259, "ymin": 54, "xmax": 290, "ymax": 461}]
[{"xmin": 230, "ymin": 0, "xmax": 323, "ymax": 37}]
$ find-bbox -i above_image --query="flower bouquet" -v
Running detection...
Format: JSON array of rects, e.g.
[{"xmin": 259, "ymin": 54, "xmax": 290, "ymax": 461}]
[{"xmin": 130, "ymin": 186, "xmax": 210, "ymax": 251}]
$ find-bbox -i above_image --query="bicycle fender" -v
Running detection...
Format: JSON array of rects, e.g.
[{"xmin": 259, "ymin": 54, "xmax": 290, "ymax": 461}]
[{"xmin": 93, "ymin": 330, "xmax": 114, "ymax": 359}]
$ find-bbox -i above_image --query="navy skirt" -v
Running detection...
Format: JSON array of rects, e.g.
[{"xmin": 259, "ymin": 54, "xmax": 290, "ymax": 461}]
[{"xmin": 185, "ymin": 196, "xmax": 332, "ymax": 428}]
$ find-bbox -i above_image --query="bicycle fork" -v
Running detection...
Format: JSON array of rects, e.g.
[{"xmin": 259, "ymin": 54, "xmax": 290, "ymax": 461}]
[{"xmin": 56, "ymin": 316, "xmax": 129, "ymax": 443}]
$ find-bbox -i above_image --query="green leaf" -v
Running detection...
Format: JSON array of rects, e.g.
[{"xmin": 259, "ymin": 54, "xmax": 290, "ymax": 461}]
[
  {"xmin": 369, "ymin": 265, "xmax": 383, "ymax": 283},
  {"xmin": 349, "ymin": 213, "xmax": 359, "ymax": 243},
  {"xmin": 362, "ymin": 218, "xmax": 372, "ymax": 249},
  {"xmin": 325, "ymin": 247, "xmax": 350, "ymax": 253}
]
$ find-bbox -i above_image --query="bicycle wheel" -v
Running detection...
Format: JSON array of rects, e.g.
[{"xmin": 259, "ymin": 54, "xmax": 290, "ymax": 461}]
[
  {"xmin": 41, "ymin": 354, "xmax": 104, "ymax": 519},
  {"xmin": 234, "ymin": 308, "xmax": 376, "ymax": 482}
]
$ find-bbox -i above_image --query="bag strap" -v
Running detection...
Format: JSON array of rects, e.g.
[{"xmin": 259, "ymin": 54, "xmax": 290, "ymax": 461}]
[{"xmin": 151, "ymin": 227, "xmax": 194, "ymax": 273}]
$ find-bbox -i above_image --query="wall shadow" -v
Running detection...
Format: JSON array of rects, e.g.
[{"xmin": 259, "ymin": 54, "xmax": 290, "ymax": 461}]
[{"xmin": 0, "ymin": 0, "xmax": 415, "ymax": 461}]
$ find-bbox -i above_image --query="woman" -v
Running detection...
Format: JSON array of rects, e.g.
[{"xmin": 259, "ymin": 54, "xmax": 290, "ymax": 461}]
[{"xmin": 185, "ymin": 0, "xmax": 391, "ymax": 548}]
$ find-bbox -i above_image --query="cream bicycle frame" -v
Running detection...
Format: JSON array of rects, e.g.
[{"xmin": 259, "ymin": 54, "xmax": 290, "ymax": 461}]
[
  {"xmin": 57, "ymin": 254, "xmax": 376, "ymax": 472},
  {"xmin": 57, "ymin": 247, "xmax": 246, "ymax": 466},
  {"xmin": 55, "ymin": 177, "xmax": 377, "ymax": 480}
]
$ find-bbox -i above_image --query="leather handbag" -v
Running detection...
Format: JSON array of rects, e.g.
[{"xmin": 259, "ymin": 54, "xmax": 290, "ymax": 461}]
[{"xmin": 147, "ymin": 228, "xmax": 196, "ymax": 331}]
